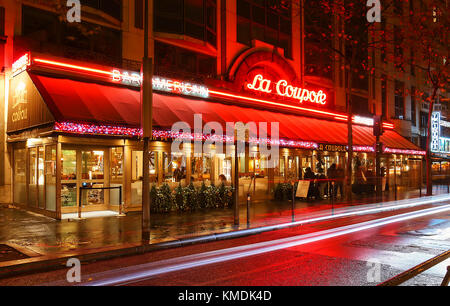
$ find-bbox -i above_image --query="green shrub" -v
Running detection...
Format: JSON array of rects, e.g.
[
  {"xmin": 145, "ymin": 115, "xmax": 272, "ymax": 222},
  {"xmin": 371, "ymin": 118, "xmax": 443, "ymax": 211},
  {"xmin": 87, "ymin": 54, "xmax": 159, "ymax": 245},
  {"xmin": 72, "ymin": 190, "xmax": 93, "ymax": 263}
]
[
  {"xmin": 149, "ymin": 182, "xmax": 235, "ymax": 213},
  {"xmin": 273, "ymin": 183, "xmax": 294, "ymax": 201}
]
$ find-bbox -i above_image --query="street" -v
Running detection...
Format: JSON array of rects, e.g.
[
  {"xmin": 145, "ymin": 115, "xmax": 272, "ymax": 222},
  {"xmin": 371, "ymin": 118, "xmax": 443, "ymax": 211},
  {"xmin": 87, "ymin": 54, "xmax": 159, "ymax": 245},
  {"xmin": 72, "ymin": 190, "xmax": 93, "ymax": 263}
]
[{"xmin": 1, "ymin": 202, "xmax": 449, "ymax": 286}]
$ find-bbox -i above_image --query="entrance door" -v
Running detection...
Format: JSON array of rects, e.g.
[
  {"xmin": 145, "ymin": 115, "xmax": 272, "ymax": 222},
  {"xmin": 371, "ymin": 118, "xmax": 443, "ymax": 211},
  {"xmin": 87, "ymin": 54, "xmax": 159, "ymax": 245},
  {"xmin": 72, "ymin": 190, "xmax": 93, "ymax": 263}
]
[
  {"xmin": 80, "ymin": 150, "xmax": 107, "ymax": 210},
  {"xmin": 61, "ymin": 148, "xmax": 108, "ymax": 214}
]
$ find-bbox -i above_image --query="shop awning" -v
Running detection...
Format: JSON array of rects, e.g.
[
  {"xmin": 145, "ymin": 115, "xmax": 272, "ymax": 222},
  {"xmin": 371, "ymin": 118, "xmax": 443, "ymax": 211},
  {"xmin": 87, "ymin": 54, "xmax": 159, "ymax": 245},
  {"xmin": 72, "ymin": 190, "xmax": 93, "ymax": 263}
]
[{"xmin": 30, "ymin": 73, "xmax": 423, "ymax": 153}]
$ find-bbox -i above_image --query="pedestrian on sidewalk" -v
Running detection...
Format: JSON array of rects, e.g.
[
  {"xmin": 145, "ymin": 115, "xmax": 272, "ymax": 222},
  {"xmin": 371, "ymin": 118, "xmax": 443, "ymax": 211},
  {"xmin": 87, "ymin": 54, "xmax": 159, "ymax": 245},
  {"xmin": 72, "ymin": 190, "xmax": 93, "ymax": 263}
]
[{"xmin": 328, "ymin": 163, "xmax": 337, "ymax": 200}]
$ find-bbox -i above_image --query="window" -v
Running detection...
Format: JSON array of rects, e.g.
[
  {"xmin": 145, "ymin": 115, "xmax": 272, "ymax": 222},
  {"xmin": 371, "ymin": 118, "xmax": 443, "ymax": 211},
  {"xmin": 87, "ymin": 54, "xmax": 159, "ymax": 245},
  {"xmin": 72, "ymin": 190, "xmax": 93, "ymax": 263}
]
[
  {"xmin": 154, "ymin": 0, "xmax": 217, "ymax": 46},
  {"xmin": 237, "ymin": 0, "xmax": 292, "ymax": 58},
  {"xmin": 395, "ymin": 81, "xmax": 405, "ymax": 119},
  {"xmin": 351, "ymin": 94, "xmax": 370, "ymax": 116},
  {"xmin": 381, "ymin": 20, "xmax": 387, "ymax": 63},
  {"xmin": 394, "ymin": 26, "xmax": 404, "ymax": 72},
  {"xmin": 394, "ymin": 0, "xmax": 403, "ymax": 15},
  {"xmin": 0, "ymin": 7, "xmax": 5, "ymax": 37},
  {"xmin": 81, "ymin": 151, "xmax": 104, "ymax": 180},
  {"xmin": 164, "ymin": 152, "xmax": 187, "ymax": 183},
  {"xmin": 155, "ymin": 41, "xmax": 216, "ymax": 80},
  {"xmin": 80, "ymin": 0, "xmax": 122, "ymax": 20},
  {"xmin": 45, "ymin": 146, "xmax": 56, "ymax": 212},
  {"xmin": 22, "ymin": 5, "xmax": 122, "ymax": 67},
  {"xmin": 192, "ymin": 154, "xmax": 212, "ymax": 182},
  {"xmin": 410, "ymin": 50, "xmax": 415, "ymax": 76},
  {"xmin": 411, "ymin": 86, "xmax": 417, "ymax": 126},
  {"xmin": 135, "ymin": 0, "xmax": 144, "ymax": 29},
  {"xmin": 14, "ymin": 149, "xmax": 26, "ymax": 204},
  {"xmin": 62, "ymin": 150, "xmax": 77, "ymax": 180},
  {"xmin": 111, "ymin": 147, "xmax": 124, "ymax": 181},
  {"xmin": 381, "ymin": 75, "xmax": 387, "ymax": 119}
]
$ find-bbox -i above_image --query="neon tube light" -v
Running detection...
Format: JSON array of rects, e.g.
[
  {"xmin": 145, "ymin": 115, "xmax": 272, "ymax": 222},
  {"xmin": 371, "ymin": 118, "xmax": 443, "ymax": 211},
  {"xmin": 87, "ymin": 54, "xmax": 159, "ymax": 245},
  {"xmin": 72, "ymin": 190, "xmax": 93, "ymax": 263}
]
[
  {"xmin": 210, "ymin": 90, "xmax": 348, "ymax": 120},
  {"xmin": 34, "ymin": 58, "xmax": 112, "ymax": 76}
]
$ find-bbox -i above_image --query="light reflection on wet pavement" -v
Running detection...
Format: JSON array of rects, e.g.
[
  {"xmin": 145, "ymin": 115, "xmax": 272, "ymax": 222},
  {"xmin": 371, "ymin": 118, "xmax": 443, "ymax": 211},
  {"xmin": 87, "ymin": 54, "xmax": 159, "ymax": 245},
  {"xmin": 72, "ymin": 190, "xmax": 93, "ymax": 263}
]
[{"xmin": 0, "ymin": 186, "xmax": 448, "ymax": 257}]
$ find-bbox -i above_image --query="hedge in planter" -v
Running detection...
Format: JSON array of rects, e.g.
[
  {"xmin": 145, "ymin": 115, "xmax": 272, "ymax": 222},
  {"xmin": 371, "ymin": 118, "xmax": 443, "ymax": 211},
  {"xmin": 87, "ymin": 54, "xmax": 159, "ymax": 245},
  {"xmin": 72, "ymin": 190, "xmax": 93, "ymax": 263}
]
[
  {"xmin": 273, "ymin": 183, "xmax": 294, "ymax": 201},
  {"xmin": 152, "ymin": 183, "xmax": 234, "ymax": 214}
]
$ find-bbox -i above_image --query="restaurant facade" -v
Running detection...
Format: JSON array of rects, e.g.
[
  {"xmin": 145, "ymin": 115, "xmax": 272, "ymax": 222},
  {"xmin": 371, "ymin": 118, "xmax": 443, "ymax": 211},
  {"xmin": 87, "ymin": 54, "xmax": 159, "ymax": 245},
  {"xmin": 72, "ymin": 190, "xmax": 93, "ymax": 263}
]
[{"xmin": 7, "ymin": 51, "xmax": 426, "ymax": 219}]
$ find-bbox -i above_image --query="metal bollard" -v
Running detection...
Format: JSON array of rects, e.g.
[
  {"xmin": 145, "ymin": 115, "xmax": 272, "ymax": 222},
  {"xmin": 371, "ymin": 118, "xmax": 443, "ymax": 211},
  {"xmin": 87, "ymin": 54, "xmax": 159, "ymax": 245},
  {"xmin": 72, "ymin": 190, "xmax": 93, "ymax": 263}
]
[
  {"xmin": 292, "ymin": 183, "xmax": 295, "ymax": 222},
  {"xmin": 247, "ymin": 193, "xmax": 251, "ymax": 227}
]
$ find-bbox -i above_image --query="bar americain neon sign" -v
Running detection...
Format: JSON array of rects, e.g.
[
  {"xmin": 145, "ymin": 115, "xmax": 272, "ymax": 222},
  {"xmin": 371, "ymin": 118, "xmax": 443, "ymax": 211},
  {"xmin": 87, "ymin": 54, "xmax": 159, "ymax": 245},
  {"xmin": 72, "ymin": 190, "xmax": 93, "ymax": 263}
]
[{"xmin": 112, "ymin": 69, "xmax": 209, "ymax": 99}]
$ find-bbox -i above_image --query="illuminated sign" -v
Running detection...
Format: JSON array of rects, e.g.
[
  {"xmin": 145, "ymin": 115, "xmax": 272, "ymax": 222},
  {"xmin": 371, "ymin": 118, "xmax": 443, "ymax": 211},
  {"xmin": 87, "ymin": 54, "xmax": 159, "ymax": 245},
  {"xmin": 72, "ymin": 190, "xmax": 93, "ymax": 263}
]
[
  {"xmin": 431, "ymin": 112, "xmax": 441, "ymax": 152},
  {"xmin": 318, "ymin": 143, "xmax": 347, "ymax": 152},
  {"xmin": 12, "ymin": 53, "xmax": 31, "ymax": 77},
  {"xmin": 11, "ymin": 81, "xmax": 28, "ymax": 123},
  {"xmin": 246, "ymin": 74, "xmax": 327, "ymax": 106},
  {"xmin": 112, "ymin": 69, "xmax": 209, "ymax": 98},
  {"xmin": 354, "ymin": 116, "xmax": 374, "ymax": 126}
]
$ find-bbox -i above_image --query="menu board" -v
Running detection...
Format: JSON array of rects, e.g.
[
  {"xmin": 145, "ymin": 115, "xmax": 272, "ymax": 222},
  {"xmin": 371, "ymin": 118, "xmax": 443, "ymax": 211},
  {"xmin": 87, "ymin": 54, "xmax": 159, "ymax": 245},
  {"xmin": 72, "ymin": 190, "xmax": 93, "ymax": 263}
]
[{"xmin": 296, "ymin": 181, "xmax": 311, "ymax": 198}]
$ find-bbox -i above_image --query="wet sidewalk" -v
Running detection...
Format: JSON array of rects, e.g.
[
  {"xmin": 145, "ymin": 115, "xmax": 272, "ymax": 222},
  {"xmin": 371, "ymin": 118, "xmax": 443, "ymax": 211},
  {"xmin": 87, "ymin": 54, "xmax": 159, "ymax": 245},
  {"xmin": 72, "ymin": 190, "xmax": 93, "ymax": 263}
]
[{"xmin": 0, "ymin": 185, "xmax": 448, "ymax": 261}]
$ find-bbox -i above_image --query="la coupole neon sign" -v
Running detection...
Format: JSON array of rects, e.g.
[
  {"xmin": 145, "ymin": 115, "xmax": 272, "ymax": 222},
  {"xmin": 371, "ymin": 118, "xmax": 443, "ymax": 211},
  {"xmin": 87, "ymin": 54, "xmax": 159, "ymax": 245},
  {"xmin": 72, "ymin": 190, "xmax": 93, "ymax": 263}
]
[{"xmin": 246, "ymin": 74, "xmax": 327, "ymax": 106}]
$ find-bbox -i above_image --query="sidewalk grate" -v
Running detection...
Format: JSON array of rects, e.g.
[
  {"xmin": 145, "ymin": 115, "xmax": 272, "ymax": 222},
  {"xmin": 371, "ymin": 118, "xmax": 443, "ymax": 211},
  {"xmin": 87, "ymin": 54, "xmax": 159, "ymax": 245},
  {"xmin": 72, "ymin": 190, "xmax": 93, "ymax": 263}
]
[{"xmin": 0, "ymin": 244, "xmax": 29, "ymax": 263}]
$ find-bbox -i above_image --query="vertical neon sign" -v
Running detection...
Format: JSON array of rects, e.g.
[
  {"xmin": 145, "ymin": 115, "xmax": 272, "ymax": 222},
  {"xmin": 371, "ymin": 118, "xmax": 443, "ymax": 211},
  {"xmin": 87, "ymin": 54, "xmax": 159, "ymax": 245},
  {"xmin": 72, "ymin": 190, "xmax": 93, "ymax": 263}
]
[{"xmin": 431, "ymin": 112, "xmax": 441, "ymax": 153}]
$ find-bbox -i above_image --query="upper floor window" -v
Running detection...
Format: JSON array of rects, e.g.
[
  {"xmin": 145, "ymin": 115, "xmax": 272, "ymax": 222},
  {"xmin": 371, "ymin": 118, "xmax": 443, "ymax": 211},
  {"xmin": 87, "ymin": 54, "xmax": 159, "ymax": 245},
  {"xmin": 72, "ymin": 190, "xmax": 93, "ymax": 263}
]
[
  {"xmin": 237, "ymin": 0, "xmax": 292, "ymax": 59},
  {"xmin": 393, "ymin": 0, "xmax": 403, "ymax": 16},
  {"xmin": 81, "ymin": 0, "xmax": 122, "ymax": 21},
  {"xmin": 304, "ymin": 0, "xmax": 332, "ymax": 79},
  {"xmin": 21, "ymin": 5, "xmax": 122, "ymax": 67},
  {"xmin": 0, "ymin": 7, "xmax": 5, "ymax": 37},
  {"xmin": 411, "ymin": 86, "xmax": 417, "ymax": 126},
  {"xmin": 154, "ymin": 41, "xmax": 217, "ymax": 81},
  {"xmin": 135, "ymin": 0, "xmax": 144, "ymax": 29},
  {"xmin": 395, "ymin": 80, "xmax": 405, "ymax": 119},
  {"xmin": 154, "ymin": 0, "xmax": 217, "ymax": 47}
]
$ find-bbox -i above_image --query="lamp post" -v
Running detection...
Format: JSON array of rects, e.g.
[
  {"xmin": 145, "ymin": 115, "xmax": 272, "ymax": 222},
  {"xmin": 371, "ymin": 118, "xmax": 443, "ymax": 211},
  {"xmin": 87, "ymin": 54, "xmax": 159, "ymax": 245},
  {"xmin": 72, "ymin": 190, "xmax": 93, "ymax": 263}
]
[{"xmin": 141, "ymin": 0, "xmax": 153, "ymax": 242}]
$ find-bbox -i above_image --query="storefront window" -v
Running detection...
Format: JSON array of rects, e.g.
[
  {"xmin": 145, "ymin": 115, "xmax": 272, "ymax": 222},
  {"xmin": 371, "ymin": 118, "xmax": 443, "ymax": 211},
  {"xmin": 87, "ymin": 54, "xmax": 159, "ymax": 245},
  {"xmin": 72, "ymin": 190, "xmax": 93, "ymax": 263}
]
[
  {"xmin": 14, "ymin": 149, "xmax": 26, "ymax": 204},
  {"xmin": 286, "ymin": 156, "xmax": 297, "ymax": 180},
  {"xmin": 131, "ymin": 151, "xmax": 157, "ymax": 205},
  {"xmin": 274, "ymin": 157, "xmax": 285, "ymax": 182},
  {"xmin": 164, "ymin": 152, "xmax": 187, "ymax": 184},
  {"xmin": 82, "ymin": 187, "xmax": 104, "ymax": 206},
  {"xmin": 249, "ymin": 153, "xmax": 269, "ymax": 199},
  {"xmin": 192, "ymin": 153, "xmax": 212, "ymax": 184},
  {"xmin": 62, "ymin": 150, "xmax": 77, "ymax": 180},
  {"xmin": 45, "ymin": 146, "xmax": 56, "ymax": 211},
  {"xmin": 82, "ymin": 151, "xmax": 104, "ymax": 180},
  {"xmin": 61, "ymin": 183, "xmax": 77, "ymax": 207},
  {"xmin": 110, "ymin": 147, "xmax": 124, "ymax": 181},
  {"xmin": 216, "ymin": 154, "xmax": 232, "ymax": 183},
  {"xmin": 110, "ymin": 147, "xmax": 124, "ymax": 206},
  {"xmin": 38, "ymin": 147, "xmax": 45, "ymax": 209},
  {"xmin": 29, "ymin": 148, "xmax": 37, "ymax": 207}
]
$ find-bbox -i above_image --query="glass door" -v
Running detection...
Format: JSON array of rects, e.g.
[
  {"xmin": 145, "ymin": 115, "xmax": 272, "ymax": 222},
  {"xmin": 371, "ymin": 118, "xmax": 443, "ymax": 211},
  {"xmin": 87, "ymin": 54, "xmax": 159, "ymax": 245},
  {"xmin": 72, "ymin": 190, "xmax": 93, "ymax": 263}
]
[
  {"xmin": 38, "ymin": 147, "xmax": 45, "ymax": 209},
  {"xmin": 28, "ymin": 147, "xmax": 37, "ymax": 207},
  {"xmin": 81, "ymin": 150, "xmax": 106, "ymax": 208}
]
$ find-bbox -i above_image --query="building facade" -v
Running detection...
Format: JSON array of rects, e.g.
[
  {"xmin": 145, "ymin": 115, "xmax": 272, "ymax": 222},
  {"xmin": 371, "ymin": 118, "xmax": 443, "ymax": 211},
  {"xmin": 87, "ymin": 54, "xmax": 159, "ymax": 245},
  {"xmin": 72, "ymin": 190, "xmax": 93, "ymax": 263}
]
[{"xmin": 0, "ymin": 0, "xmax": 433, "ymax": 218}]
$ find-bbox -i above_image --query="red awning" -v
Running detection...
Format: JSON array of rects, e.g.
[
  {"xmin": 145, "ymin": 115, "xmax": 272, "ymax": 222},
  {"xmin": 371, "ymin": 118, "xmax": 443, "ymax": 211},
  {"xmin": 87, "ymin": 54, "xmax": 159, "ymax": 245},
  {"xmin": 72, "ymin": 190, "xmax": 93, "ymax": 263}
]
[{"xmin": 30, "ymin": 73, "xmax": 422, "ymax": 152}]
